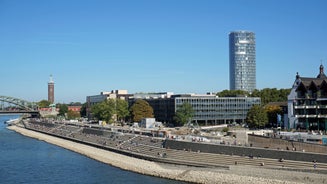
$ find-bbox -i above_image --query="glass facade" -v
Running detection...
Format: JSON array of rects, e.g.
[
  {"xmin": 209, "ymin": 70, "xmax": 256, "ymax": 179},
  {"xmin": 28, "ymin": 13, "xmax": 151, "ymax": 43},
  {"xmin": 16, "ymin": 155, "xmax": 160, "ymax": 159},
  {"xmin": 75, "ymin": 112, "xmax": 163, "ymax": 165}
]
[
  {"xmin": 142, "ymin": 94, "xmax": 260, "ymax": 125},
  {"xmin": 175, "ymin": 96, "xmax": 261, "ymax": 125},
  {"xmin": 229, "ymin": 31, "xmax": 256, "ymax": 93}
]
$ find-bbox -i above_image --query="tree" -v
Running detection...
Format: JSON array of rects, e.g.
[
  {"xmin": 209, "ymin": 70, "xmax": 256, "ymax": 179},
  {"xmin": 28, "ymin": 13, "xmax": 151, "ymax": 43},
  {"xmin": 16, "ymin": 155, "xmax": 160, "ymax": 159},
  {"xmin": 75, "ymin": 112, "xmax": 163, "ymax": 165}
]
[
  {"xmin": 67, "ymin": 110, "xmax": 80, "ymax": 120},
  {"xmin": 217, "ymin": 90, "xmax": 249, "ymax": 97},
  {"xmin": 38, "ymin": 100, "xmax": 51, "ymax": 108},
  {"xmin": 80, "ymin": 103, "xmax": 87, "ymax": 117},
  {"xmin": 249, "ymin": 88, "xmax": 291, "ymax": 105},
  {"xmin": 174, "ymin": 102, "xmax": 194, "ymax": 126},
  {"xmin": 69, "ymin": 102, "xmax": 82, "ymax": 106},
  {"xmin": 129, "ymin": 99, "xmax": 154, "ymax": 122},
  {"xmin": 57, "ymin": 104, "xmax": 68, "ymax": 116},
  {"xmin": 91, "ymin": 99, "xmax": 116, "ymax": 123},
  {"xmin": 264, "ymin": 105, "xmax": 282, "ymax": 128},
  {"xmin": 216, "ymin": 88, "xmax": 292, "ymax": 106},
  {"xmin": 116, "ymin": 99, "xmax": 129, "ymax": 123},
  {"xmin": 246, "ymin": 105, "xmax": 268, "ymax": 128}
]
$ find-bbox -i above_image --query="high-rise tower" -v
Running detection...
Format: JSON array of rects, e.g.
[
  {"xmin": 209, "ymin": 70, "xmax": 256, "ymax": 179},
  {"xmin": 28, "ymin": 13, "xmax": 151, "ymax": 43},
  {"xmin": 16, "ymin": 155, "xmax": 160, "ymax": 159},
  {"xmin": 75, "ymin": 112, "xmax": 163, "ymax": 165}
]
[
  {"xmin": 229, "ymin": 31, "xmax": 256, "ymax": 93},
  {"xmin": 48, "ymin": 75, "xmax": 54, "ymax": 104}
]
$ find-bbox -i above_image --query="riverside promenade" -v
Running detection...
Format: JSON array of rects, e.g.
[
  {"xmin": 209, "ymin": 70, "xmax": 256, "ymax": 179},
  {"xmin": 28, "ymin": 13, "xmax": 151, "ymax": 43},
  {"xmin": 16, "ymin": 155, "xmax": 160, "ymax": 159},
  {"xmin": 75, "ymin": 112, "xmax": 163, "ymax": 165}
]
[{"xmin": 7, "ymin": 119, "xmax": 327, "ymax": 184}]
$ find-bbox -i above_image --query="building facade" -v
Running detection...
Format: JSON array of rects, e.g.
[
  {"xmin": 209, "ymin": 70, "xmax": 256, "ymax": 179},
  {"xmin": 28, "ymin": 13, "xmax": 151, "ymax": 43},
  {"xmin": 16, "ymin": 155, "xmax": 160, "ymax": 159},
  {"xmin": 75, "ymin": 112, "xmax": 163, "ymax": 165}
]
[
  {"xmin": 173, "ymin": 94, "xmax": 261, "ymax": 125},
  {"xmin": 48, "ymin": 75, "xmax": 54, "ymax": 104},
  {"xmin": 68, "ymin": 106, "xmax": 82, "ymax": 112},
  {"xmin": 288, "ymin": 65, "xmax": 327, "ymax": 131},
  {"xmin": 229, "ymin": 31, "xmax": 256, "ymax": 93},
  {"xmin": 143, "ymin": 97, "xmax": 175, "ymax": 124},
  {"xmin": 86, "ymin": 90, "xmax": 132, "ymax": 119},
  {"xmin": 128, "ymin": 92, "xmax": 175, "ymax": 124},
  {"xmin": 132, "ymin": 93, "xmax": 261, "ymax": 125}
]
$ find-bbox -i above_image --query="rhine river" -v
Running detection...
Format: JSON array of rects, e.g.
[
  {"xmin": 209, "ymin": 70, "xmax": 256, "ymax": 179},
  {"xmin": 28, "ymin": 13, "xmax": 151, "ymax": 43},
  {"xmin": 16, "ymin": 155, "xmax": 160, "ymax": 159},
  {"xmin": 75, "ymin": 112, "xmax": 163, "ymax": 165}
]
[{"xmin": 0, "ymin": 115, "xmax": 183, "ymax": 184}]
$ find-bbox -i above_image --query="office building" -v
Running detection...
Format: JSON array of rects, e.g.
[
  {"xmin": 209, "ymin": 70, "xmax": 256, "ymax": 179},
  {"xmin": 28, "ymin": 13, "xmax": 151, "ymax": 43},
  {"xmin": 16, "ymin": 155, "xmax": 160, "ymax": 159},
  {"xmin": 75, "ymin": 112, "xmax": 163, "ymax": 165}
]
[
  {"xmin": 86, "ymin": 90, "xmax": 132, "ymax": 119},
  {"xmin": 131, "ymin": 93, "xmax": 261, "ymax": 125},
  {"xmin": 229, "ymin": 31, "xmax": 256, "ymax": 93},
  {"xmin": 173, "ymin": 94, "xmax": 261, "ymax": 125}
]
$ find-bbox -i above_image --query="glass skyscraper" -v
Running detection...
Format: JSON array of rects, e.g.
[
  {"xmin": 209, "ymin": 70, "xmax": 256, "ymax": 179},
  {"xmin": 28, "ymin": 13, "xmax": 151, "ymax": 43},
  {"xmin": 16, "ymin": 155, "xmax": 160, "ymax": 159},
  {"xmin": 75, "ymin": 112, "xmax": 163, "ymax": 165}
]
[{"xmin": 229, "ymin": 31, "xmax": 256, "ymax": 93}]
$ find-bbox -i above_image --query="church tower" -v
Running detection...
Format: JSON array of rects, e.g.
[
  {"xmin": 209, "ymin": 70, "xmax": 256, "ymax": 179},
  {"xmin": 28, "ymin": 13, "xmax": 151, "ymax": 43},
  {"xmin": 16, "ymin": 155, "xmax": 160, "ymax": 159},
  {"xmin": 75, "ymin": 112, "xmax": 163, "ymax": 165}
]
[{"xmin": 48, "ymin": 75, "xmax": 55, "ymax": 104}]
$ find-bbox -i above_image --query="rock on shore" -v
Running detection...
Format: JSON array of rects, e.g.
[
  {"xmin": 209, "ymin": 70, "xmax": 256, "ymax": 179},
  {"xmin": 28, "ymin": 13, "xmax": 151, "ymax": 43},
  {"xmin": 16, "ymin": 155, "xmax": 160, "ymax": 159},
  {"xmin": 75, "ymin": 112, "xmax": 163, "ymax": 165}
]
[{"xmin": 8, "ymin": 125, "xmax": 326, "ymax": 184}]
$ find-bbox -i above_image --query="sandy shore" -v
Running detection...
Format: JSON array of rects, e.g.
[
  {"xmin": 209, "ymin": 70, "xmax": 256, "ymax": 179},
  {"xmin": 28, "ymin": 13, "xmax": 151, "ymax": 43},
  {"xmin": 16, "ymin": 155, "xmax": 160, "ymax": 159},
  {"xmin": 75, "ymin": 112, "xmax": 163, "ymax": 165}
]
[{"xmin": 8, "ymin": 125, "xmax": 327, "ymax": 184}]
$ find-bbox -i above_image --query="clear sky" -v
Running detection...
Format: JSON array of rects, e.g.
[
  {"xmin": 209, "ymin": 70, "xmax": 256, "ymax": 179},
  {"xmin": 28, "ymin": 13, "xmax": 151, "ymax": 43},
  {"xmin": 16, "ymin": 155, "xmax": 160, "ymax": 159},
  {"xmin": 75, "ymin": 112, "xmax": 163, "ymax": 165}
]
[{"xmin": 0, "ymin": 0, "xmax": 327, "ymax": 103}]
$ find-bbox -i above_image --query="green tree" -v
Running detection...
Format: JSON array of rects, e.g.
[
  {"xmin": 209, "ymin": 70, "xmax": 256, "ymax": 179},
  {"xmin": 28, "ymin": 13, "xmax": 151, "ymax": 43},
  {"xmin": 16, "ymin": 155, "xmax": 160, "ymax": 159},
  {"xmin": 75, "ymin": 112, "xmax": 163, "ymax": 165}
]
[
  {"xmin": 90, "ymin": 102, "xmax": 102, "ymax": 120},
  {"xmin": 67, "ymin": 110, "xmax": 81, "ymax": 120},
  {"xmin": 69, "ymin": 102, "xmax": 82, "ymax": 106},
  {"xmin": 264, "ymin": 105, "xmax": 282, "ymax": 127},
  {"xmin": 217, "ymin": 90, "xmax": 249, "ymax": 97},
  {"xmin": 38, "ymin": 100, "xmax": 51, "ymax": 108},
  {"xmin": 91, "ymin": 99, "xmax": 116, "ymax": 123},
  {"xmin": 174, "ymin": 102, "xmax": 194, "ymax": 126},
  {"xmin": 116, "ymin": 99, "xmax": 129, "ymax": 123},
  {"xmin": 250, "ymin": 88, "xmax": 291, "ymax": 105},
  {"xmin": 57, "ymin": 104, "xmax": 68, "ymax": 116},
  {"xmin": 250, "ymin": 89, "xmax": 261, "ymax": 98},
  {"xmin": 246, "ymin": 105, "xmax": 268, "ymax": 128},
  {"xmin": 80, "ymin": 103, "xmax": 87, "ymax": 117},
  {"xmin": 129, "ymin": 99, "xmax": 154, "ymax": 122}
]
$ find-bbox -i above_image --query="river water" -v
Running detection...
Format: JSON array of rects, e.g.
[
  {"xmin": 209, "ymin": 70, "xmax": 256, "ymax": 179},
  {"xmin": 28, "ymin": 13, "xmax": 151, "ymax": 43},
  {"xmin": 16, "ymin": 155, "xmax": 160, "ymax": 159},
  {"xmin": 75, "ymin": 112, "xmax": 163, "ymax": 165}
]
[{"xmin": 0, "ymin": 115, "xmax": 183, "ymax": 184}]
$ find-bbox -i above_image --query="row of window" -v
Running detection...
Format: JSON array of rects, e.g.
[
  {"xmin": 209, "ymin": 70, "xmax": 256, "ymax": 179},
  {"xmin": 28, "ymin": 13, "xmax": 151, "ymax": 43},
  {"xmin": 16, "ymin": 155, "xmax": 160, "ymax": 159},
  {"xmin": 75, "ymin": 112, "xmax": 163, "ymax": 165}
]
[{"xmin": 175, "ymin": 98, "xmax": 260, "ymax": 103}]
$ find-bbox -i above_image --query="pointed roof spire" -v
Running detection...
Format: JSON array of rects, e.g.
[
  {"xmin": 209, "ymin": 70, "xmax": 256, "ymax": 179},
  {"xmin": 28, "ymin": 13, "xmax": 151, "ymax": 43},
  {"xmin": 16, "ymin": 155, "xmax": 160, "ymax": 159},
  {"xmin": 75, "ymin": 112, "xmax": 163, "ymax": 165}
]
[
  {"xmin": 317, "ymin": 63, "xmax": 327, "ymax": 79},
  {"xmin": 296, "ymin": 72, "xmax": 300, "ymax": 79}
]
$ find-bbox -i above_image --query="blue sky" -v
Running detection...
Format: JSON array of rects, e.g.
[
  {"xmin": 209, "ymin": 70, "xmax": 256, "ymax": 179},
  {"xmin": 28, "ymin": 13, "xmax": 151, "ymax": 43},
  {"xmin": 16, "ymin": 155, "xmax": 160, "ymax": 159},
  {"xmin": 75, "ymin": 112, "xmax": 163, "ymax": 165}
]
[{"xmin": 0, "ymin": 0, "xmax": 327, "ymax": 103}]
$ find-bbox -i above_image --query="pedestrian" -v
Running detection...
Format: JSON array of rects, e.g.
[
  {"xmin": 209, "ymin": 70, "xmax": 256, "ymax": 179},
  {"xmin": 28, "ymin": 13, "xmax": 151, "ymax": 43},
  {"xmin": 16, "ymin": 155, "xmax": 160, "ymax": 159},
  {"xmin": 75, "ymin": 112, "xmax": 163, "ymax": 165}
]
[{"xmin": 313, "ymin": 160, "xmax": 317, "ymax": 169}]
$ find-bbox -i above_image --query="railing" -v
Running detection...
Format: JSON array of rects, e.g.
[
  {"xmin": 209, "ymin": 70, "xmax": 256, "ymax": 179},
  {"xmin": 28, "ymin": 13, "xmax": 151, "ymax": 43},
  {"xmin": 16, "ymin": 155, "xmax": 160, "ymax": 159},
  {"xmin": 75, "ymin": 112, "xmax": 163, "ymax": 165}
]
[
  {"xmin": 295, "ymin": 115, "xmax": 306, "ymax": 118},
  {"xmin": 306, "ymin": 105, "xmax": 317, "ymax": 109},
  {"xmin": 294, "ymin": 105, "xmax": 305, "ymax": 109}
]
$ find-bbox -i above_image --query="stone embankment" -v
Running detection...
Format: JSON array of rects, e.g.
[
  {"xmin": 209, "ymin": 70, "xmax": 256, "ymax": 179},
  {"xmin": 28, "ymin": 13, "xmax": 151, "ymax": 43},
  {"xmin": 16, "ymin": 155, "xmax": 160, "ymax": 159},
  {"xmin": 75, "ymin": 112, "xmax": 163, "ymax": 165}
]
[{"xmin": 7, "ymin": 122, "xmax": 327, "ymax": 184}]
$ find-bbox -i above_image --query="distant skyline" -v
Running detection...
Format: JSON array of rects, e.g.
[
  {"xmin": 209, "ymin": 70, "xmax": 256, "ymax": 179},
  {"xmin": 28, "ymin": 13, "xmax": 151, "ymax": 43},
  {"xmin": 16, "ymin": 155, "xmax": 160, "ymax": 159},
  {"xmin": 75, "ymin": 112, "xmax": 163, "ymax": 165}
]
[{"xmin": 1, "ymin": 0, "xmax": 327, "ymax": 103}]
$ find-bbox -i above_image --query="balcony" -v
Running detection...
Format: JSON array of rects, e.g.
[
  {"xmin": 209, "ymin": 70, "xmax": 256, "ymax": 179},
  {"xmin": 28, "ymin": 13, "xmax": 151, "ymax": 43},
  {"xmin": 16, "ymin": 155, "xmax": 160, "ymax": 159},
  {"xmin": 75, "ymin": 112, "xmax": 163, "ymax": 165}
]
[
  {"xmin": 317, "ymin": 114, "xmax": 327, "ymax": 118},
  {"xmin": 295, "ymin": 115, "xmax": 306, "ymax": 118},
  {"xmin": 294, "ymin": 105, "xmax": 305, "ymax": 109},
  {"xmin": 305, "ymin": 105, "xmax": 317, "ymax": 109}
]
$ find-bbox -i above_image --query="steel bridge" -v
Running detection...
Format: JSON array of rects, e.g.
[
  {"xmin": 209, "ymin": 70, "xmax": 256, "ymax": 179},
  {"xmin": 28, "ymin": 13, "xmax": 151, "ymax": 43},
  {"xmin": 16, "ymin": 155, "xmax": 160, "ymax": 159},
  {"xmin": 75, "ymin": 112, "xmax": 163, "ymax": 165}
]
[{"xmin": 0, "ymin": 96, "xmax": 39, "ymax": 115}]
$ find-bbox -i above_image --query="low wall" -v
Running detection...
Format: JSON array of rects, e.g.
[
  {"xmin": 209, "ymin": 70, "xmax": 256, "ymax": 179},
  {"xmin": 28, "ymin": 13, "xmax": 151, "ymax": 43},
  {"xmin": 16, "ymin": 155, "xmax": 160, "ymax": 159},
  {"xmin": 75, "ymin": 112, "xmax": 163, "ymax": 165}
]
[
  {"xmin": 24, "ymin": 125, "xmax": 228, "ymax": 169},
  {"xmin": 248, "ymin": 134, "xmax": 327, "ymax": 154},
  {"xmin": 164, "ymin": 139, "xmax": 327, "ymax": 163},
  {"xmin": 82, "ymin": 128, "xmax": 105, "ymax": 136}
]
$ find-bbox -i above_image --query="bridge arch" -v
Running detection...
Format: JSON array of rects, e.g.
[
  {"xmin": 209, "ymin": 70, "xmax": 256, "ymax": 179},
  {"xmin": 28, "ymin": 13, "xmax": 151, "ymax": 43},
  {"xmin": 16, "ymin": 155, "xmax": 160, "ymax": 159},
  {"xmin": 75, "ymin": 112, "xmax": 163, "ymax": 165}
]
[{"xmin": 0, "ymin": 96, "xmax": 38, "ymax": 111}]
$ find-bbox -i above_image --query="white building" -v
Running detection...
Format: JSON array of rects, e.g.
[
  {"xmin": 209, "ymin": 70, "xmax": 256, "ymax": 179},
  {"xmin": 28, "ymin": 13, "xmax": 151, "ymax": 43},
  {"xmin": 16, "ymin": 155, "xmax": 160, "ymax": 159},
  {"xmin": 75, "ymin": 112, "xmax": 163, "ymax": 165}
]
[
  {"xmin": 86, "ymin": 89, "xmax": 131, "ymax": 119},
  {"xmin": 139, "ymin": 118, "xmax": 162, "ymax": 129}
]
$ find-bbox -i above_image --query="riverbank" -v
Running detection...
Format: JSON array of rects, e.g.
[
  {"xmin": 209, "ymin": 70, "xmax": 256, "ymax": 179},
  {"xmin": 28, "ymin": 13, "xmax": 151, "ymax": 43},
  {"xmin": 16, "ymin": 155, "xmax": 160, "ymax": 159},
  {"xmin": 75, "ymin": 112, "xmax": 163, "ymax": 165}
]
[{"xmin": 8, "ymin": 125, "xmax": 327, "ymax": 184}]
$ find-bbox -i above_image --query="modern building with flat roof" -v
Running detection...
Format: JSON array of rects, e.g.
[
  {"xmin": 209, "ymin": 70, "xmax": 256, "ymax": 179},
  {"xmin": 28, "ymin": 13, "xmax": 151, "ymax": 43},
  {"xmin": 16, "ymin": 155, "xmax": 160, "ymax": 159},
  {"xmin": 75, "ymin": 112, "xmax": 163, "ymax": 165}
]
[
  {"xmin": 87, "ymin": 90, "xmax": 261, "ymax": 126},
  {"xmin": 132, "ymin": 93, "xmax": 261, "ymax": 125},
  {"xmin": 86, "ymin": 90, "xmax": 132, "ymax": 119},
  {"xmin": 229, "ymin": 31, "xmax": 256, "ymax": 93},
  {"xmin": 173, "ymin": 94, "xmax": 261, "ymax": 125}
]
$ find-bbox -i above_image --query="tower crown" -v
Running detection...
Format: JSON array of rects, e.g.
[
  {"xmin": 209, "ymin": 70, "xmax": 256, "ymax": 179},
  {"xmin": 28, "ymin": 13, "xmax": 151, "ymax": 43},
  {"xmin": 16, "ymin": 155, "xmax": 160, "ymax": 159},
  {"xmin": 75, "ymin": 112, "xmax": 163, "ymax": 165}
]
[
  {"xmin": 49, "ymin": 75, "xmax": 54, "ymax": 83},
  {"xmin": 317, "ymin": 64, "xmax": 327, "ymax": 79}
]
